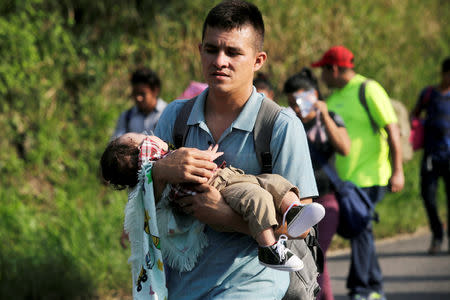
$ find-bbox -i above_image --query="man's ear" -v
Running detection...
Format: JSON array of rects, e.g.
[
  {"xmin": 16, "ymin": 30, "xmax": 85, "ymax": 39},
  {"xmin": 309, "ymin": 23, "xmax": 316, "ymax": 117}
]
[
  {"xmin": 332, "ymin": 65, "xmax": 340, "ymax": 76},
  {"xmin": 253, "ymin": 51, "xmax": 267, "ymax": 72}
]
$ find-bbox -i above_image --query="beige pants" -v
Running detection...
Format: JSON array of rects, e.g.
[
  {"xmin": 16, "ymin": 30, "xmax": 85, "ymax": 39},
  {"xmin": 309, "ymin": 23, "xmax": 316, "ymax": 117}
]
[{"xmin": 209, "ymin": 166, "xmax": 299, "ymax": 239}]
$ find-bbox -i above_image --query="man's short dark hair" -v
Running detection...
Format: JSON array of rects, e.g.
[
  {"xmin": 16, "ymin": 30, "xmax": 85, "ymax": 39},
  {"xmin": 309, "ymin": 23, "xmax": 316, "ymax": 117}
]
[
  {"xmin": 442, "ymin": 57, "xmax": 450, "ymax": 73},
  {"xmin": 131, "ymin": 67, "xmax": 161, "ymax": 91},
  {"xmin": 201, "ymin": 0, "xmax": 265, "ymax": 50}
]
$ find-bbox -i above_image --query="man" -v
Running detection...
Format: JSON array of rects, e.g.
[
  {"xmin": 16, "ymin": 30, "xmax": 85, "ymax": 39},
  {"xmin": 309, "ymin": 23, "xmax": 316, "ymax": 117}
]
[
  {"xmin": 152, "ymin": 1, "xmax": 319, "ymax": 299},
  {"xmin": 113, "ymin": 67, "xmax": 167, "ymax": 138},
  {"xmin": 411, "ymin": 57, "xmax": 450, "ymax": 255},
  {"xmin": 113, "ymin": 67, "xmax": 168, "ymax": 248},
  {"xmin": 312, "ymin": 45, "xmax": 405, "ymax": 300}
]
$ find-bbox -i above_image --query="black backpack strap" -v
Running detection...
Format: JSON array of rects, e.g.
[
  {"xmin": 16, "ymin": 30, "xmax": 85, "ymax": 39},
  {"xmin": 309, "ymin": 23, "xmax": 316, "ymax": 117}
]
[
  {"xmin": 359, "ymin": 80, "xmax": 379, "ymax": 134},
  {"xmin": 253, "ymin": 98, "xmax": 282, "ymax": 173},
  {"xmin": 125, "ymin": 107, "xmax": 133, "ymax": 133},
  {"xmin": 173, "ymin": 97, "xmax": 197, "ymax": 148},
  {"xmin": 305, "ymin": 225, "xmax": 324, "ymax": 274}
]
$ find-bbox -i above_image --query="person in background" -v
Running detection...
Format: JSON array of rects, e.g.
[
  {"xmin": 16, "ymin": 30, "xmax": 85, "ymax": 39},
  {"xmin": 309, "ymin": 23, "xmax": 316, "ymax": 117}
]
[
  {"xmin": 311, "ymin": 45, "xmax": 404, "ymax": 300},
  {"xmin": 254, "ymin": 72, "xmax": 275, "ymax": 101},
  {"xmin": 411, "ymin": 57, "xmax": 450, "ymax": 255},
  {"xmin": 284, "ymin": 67, "xmax": 351, "ymax": 300},
  {"xmin": 113, "ymin": 67, "xmax": 167, "ymax": 248},
  {"xmin": 113, "ymin": 67, "xmax": 167, "ymax": 138}
]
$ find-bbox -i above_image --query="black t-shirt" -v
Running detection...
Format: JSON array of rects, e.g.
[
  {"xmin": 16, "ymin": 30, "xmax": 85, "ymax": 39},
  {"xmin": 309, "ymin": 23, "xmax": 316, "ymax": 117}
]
[{"xmin": 303, "ymin": 111, "xmax": 346, "ymax": 195}]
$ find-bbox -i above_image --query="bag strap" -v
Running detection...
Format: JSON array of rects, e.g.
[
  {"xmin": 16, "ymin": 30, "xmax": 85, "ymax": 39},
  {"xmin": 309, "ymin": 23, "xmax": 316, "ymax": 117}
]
[
  {"xmin": 305, "ymin": 225, "xmax": 324, "ymax": 274},
  {"xmin": 359, "ymin": 80, "xmax": 379, "ymax": 134},
  {"xmin": 253, "ymin": 98, "xmax": 282, "ymax": 174},
  {"xmin": 173, "ymin": 97, "xmax": 197, "ymax": 149},
  {"xmin": 309, "ymin": 147, "xmax": 343, "ymax": 189}
]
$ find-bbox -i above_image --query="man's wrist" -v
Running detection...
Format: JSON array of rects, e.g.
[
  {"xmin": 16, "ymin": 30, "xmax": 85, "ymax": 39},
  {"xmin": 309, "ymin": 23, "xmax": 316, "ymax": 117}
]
[{"xmin": 152, "ymin": 160, "xmax": 167, "ymax": 187}]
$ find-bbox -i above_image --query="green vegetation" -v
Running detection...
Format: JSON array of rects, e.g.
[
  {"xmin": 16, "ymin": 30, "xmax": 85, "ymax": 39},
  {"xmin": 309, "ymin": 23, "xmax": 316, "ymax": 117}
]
[{"xmin": 1, "ymin": 0, "xmax": 448, "ymax": 298}]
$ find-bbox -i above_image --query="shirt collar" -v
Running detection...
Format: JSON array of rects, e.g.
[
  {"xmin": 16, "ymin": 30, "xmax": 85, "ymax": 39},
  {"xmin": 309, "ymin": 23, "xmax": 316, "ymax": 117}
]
[
  {"xmin": 187, "ymin": 86, "xmax": 264, "ymax": 132},
  {"xmin": 154, "ymin": 98, "xmax": 164, "ymax": 112}
]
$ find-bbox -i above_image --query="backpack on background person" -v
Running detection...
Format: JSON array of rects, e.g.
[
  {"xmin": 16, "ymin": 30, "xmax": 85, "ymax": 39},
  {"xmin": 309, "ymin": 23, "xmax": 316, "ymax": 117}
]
[
  {"xmin": 391, "ymin": 99, "xmax": 413, "ymax": 161},
  {"xmin": 359, "ymin": 80, "xmax": 413, "ymax": 162},
  {"xmin": 411, "ymin": 85, "xmax": 450, "ymax": 161}
]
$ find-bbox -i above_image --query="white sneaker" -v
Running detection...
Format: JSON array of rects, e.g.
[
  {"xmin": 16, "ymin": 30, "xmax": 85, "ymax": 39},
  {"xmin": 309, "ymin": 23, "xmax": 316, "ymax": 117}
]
[{"xmin": 283, "ymin": 202, "xmax": 325, "ymax": 238}]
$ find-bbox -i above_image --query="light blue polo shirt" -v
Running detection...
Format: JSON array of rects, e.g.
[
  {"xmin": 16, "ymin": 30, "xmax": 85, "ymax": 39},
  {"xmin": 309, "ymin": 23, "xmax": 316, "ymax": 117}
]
[{"xmin": 154, "ymin": 87, "xmax": 318, "ymax": 299}]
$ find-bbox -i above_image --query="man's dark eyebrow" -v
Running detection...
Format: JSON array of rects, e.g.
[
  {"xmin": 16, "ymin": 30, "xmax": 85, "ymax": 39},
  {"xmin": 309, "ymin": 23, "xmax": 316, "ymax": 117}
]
[
  {"xmin": 227, "ymin": 46, "xmax": 242, "ymax": 53},
  {"xmin": 203, "ymin": 42, "xmax": 217, "ymax": 49},
  {"xmin": 203, "ymin": 42, "xmax": 243, "ymax": 53}
]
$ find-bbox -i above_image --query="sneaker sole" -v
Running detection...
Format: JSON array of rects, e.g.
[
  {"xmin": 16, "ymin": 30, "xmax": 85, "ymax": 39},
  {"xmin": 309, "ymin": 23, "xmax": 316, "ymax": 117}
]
[
  {"xmin": 259, "ymin": 260, "xmax": 304, "ymax": 272},
  {"xmin": 287, "ymin": 203, "xmax": 325, "ymax": 237}
]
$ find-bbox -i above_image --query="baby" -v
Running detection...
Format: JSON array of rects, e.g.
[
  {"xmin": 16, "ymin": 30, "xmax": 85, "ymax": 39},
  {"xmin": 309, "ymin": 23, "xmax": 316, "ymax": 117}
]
[{"xmin": 101, "ymin": 132, "xmax": 325, "ymax": 272}]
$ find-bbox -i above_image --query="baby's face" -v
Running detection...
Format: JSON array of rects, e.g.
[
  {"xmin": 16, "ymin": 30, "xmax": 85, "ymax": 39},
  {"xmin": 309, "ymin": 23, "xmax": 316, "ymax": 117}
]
[{"xmin": 119, "ymin": 133, "xmax": 168, "ymax": 151}]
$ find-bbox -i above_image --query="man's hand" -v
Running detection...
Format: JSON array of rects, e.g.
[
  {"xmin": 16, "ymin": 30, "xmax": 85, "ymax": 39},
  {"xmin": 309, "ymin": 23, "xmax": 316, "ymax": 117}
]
[
  {"xmin": 175, "ymin": 184, "xmax": 250, "ymax": 234},
  {"xmin": 389, "ymin": 170, "xmax": 405, "ymax": 192},
  {"xmin": 152, "ymin": 147, "xmax": 218, "ymax": 198},
  {"xmin": 385, "ymin": 123, "xmax": 405, "ymax": 193}
]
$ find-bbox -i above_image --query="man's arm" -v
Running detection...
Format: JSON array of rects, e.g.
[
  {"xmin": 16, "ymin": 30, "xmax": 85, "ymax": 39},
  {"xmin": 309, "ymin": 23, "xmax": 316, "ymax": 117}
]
[
  {"xmin": 315, "ymin": 101, "xmax": 351, "ymax": 156},
  {"xmin": 175, "ymin": 183, "xmax": 251, "ymax": 235},
  {"xmin": 385, "ymin": 123, "xmax": 405, "ymax": 192},
  {"xmin": 365, "ymin": 81, "xmax": 404, "ymax": 192},
  {"xmin": 177, "ymin": 184, "xmax": 312, "ymax": 238},
  {"xmin": 151, "ymin": 147, "xmax": 218, "ymax": 199}
]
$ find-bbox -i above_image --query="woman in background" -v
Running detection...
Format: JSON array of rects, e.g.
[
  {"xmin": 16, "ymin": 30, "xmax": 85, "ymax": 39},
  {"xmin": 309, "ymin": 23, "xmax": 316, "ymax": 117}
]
[{"xmin": 283, "ymin": 67, "xmax": 351, "ymax": 300}]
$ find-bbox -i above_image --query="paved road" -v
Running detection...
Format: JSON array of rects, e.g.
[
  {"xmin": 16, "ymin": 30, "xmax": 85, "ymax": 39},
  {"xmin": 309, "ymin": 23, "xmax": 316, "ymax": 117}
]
[{"xmin": 327, "ymin": 231, "xmax": 450, "ymax": 300}]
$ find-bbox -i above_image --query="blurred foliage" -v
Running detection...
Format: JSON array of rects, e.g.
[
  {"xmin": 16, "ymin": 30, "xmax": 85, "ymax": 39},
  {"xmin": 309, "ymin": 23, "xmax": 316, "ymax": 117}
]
[{"xmin": 0, "ymin": 0, "xmax": 448, "ymax": 297}]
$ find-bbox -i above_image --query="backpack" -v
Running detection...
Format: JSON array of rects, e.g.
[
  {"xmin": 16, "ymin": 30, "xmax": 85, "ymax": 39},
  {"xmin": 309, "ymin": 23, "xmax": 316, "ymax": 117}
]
[
  {"xmin": 359, "ymin": 80, "xmax": 413, "ymax": 162},
  {"xmin": 310, "ymin": 148, "xmax": 376, "ymax": 239},
  {"xmin": 409, "ymin": 86, "xmax": 433, "ymax": 151},
  {"xmin": 172, "ymin": 95, "xmax": 323, "ymax": 299},
  {"xmin": 422, "ymin": 87, "xmax": 450, "ymax": 161}
]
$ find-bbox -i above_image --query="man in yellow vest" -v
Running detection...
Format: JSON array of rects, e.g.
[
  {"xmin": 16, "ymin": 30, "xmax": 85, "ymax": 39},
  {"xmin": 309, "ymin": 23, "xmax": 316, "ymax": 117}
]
[{"xmin": 312, "ymin": 46, "xmax": 404, "ymax": 300}]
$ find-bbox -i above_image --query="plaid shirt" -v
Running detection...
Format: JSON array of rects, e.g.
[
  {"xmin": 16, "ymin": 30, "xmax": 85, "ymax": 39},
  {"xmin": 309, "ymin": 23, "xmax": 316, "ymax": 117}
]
[
  {"xmin": 139, "ymin": 137, "xmax": 169, "ymax": 165},
  {"xmin": 138, "ymin": 137, "xmax": 227, "ymax": 202}
]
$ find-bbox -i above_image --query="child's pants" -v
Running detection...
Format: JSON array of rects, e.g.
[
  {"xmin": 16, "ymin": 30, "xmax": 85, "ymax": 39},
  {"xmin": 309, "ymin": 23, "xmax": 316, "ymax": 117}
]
[{"xmin": 210, "ymin": 166, "xmax": 299, "ymax": 239}]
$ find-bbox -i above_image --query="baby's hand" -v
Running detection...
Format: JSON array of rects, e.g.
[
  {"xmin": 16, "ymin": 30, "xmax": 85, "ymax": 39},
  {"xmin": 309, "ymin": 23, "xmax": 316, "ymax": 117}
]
[{"xmin": 205, "ymin": 144, "xmax": 223, "ymax": 161}]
